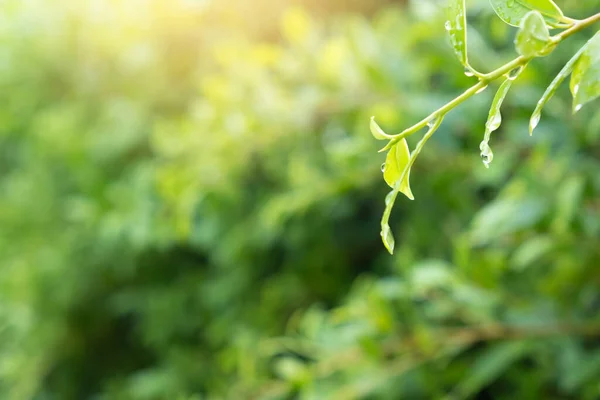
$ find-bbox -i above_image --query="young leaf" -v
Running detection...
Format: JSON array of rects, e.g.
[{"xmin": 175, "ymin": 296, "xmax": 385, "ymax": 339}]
[
  {"xmin": 480, "ymin": 76, "xmax": 518, "ymax": 168},
  {"xmin": 382, "ymin": 139, "xmax": 414, "ymax": 200},
  {"xmin": 380, "ymin": 221, "xmax": 396, "ymax": 255},
  {"xmin": 515, "ymin": 11, "xmax": 551, "ymax": 58},
  {"xmin": 370, "ymin": 116, "xmax": 395, "ymax": 140},
  {"xmin": 378, "ymin": 116, "xmax": 444, "ymax": 254},
  {"xmin": 489, "ymin": 0, "xmax": 565, "ymax": 27},
  {"xmin": 530, "ymin": 42, "xmax": 589, "ymax": 134},
  {"xmin": 447, "ymin": 0, "xmax": 470, "ymax": 70},
  {"xmin": 570, "ymin": 31, "xmax": 600, "ymax": 113}
]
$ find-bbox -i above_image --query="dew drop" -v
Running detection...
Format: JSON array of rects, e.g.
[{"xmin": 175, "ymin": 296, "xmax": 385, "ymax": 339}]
[
  {"xmin": 445, "ymin": 21, "xmax": 452, "ymax": 31},
  {"xmin": 506, "ymin": 66, "xmax": 524, "ymax": 80},
  {"xmin": 574, "ymin": 103, "xmax": 583, "ymax": 113},
  {"xmin": 476, "ymin": 84, "xmax": 488, "ymax": 94},
  {"xmin": 573, "ymin": 84, "xmax": 580, "ymax": 94},
  {"xmin": 479, "ymin": 141, "xmax": 494, "ymax": 169},
  {"xmin": 464, "ymin": 67, "xmax": 475, "ymax": 77},
  {"xmin": 427, "ymin": 115, "xmax": 443, "ymax": 129},
  {"xmin": 486, "ymin": 112, "xmax": 502, "ymax": 132},
  {"xmin": 381, "ymin": 163, "xmax": 386, "ymax": 172}
]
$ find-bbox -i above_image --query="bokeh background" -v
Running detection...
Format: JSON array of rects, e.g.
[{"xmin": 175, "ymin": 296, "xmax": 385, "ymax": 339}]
[{"xmin": 1, "ymin": 0, "xmax": 600, "ymax": 398}]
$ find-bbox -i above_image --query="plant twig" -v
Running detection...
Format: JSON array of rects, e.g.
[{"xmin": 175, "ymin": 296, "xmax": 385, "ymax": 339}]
[{"xmin": 382, "ymin": 12, "xmax": 600, "ymax": 152}]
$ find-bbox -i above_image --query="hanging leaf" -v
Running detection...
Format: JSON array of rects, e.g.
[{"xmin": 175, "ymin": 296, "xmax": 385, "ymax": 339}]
[
  {"xmin": 378, "ymin": 116, "xmax": 444, "ymax": 254},
  {"xmin": 530, "ymin": 41, "xmax": 589, "ymax": 134},
  {"xmin": 570, "ymin": 31, "xmax": 600, "ymax": 113},
  {"xmin": 480, "ymin": 76, "xmax": 518, "ymax": 168},
  {"xmin": 515, "ymin": 11, "xmax": 552, "ymax": 58},
  {"xmin": 370, "ymin": 117, "xmax": 395, "ymax": 140},
  {"xmin": 447, "ymin": 0, "xmax": 470, "ymax": 70},
  {"xmin": 489, "ymin": 0, "xmax": 565, "ymax": 27},
  {"xmin": 380, "ymin": 221, "xmax": 396, "ymax": 255},
  {"xmin": 452, "ymin": 341, "xmax": 530, "ymax": 399},
  {"xmin": 382, "ymin": 139, "xmax": 414, "ymax": 200}
]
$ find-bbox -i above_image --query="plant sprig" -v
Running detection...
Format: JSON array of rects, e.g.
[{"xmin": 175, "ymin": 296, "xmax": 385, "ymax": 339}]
[{"xmin": 371, "ymin": 1, "xmax": 600, "ymax": 254}]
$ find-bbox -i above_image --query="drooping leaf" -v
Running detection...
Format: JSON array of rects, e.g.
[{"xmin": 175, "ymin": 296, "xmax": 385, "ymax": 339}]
[
  {"xmin": 515, "ymin": 11, "xmax": 552, "ymax": 58},
  {"xmin": 570, "ymin": 31, "xmax": 600, "ymax": 112},
  {"xmin": 447, "ymin": 0, "xmax": 470, "ymax": 69},
  {"xmin": 480, "ymin": 76, "xmax": 518, "ymax": 168},
  {"xmin": 382, "ymin": 139, "xmax": 414, "ymax": 200},
  {"xmin": 370, "ymin": 116, "xmax": 395, "ymax": 140},
  {"xmin": 453, "ymin": 341, "xmax": 530, "ymax": 399},
  {"xmin": 380, "ymin": 221, "xmax": 395, "ymax": 255},
  {"xmin": 378, "ymin": 117, "xmax": 444, "ymax": 254},
  {"xmin": 530, "ymin": 42, "xmax": 589, "ymax": 134},
  {"xmin": 489, "ymin": 0, "xmax": 565, "ymax": 27}
]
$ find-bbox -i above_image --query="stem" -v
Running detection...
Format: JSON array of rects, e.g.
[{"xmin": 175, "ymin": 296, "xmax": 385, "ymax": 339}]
[{"xmin": 382, "ymin": 12, "xmax": 600, "ymax": 151}]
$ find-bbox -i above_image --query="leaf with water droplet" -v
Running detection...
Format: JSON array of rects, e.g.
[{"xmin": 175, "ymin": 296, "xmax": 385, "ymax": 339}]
[
  {"xmin": 370, "ymin": 116, "xmax": 395, "ymax": 140},
  {"xmin": 382, "ymin": 139, "xmax": 414, "ymax": 200},
  {"xmin": 515, "ymin": 11, "xmax": 551, "ymax": 58},
  {"xmin": 570, "ymin": 31, "xmax": 600, "ymax": 113},
  {"xmin": 506, "ymin": 65, "xmax": 524, "ymax": 80},
  {"xmin": 489, "ymin": 0, "xmax": 565, "ymax": 27},
  {"xmin": 479, "ymin": 78, "xmax": 514, "ymax": 169},
  {"xmin": 530, "ymin": 40, "xmax": 591, "ymax": 134},
  {"xmin": 479, "ymin": 141, "xmax": 494, "ymax": 169},
  {"xmin": 447, "ymin": 0, "xmax": 472, "ymax": 71},
  {"xmin": 377, "ymin": 116, "xmax": 444, "ymax": 254}
]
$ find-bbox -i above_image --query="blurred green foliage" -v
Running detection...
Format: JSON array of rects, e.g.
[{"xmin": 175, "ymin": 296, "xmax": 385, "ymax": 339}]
[{"xmin": 1, "ymin": 0, "xmax": 600, "ymax": 399}]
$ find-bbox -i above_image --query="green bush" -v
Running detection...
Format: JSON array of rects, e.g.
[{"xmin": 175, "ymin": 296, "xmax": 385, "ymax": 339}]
[{"xmin": 0, "ymin": 0, "xmax": 600, "ymax": 399}]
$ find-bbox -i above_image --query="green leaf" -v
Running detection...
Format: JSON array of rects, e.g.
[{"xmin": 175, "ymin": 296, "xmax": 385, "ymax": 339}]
[
  {"xmin": 489, "ymin": 0, "xmax": 565, "ymax": 27},
  {"xmin": 480, "ymin": 76, "xmax": 518, "ymax": 168},
  {"xmin": 515, "ymin": 11, "xmax": 552, "ymax": 58},
  {"xmin": 447, "ymin": 0, "xmax": 470, "ymax": 69},
  {"xmin": 370, "ymin": 116, "xmax": 395, "ymax": 140},
  {"xmin": 453, "ymin": 341, "xmax": 530, "ymax": 399},
  {"xmin": 380, "ymin": 221, "xmax": 396, "ymax": 255},
  {"xmin": 530, "ymin": 42, "xmax": 589, "ymax": 134},
  {"xmin": 570, "ymin": 31, "xmax": 600, "ymax": 113},
  {"xmin": 382, "ymin": 139, "xmax": 414, "ymax": 200}
]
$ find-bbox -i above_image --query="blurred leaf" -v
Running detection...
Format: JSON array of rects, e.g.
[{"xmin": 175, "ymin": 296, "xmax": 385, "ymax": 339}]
[
  {"xmin": 453, "ymin": 341, "xmax": 530, "ymax": 399},
  {"xmin": 471, "ymin": 197, "xmax": 549, "ymax": 245},
  {"xmin": 570, "ymin": 31, "xmax": 600, "ymax": 112}
]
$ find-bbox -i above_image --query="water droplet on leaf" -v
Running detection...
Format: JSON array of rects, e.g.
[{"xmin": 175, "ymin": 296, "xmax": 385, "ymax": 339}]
[
  {"xmin": 574, "ymin": 103, "xmax": 583, "ymax": 113},
  {"xmin": 476, "ymin": 84, "xmax": 488, "ymax": 94},
  {"xmin": 464, "ymin": 67, "xmax": 474, "ymax": 77},
  {"xmin": 529, "ymin": 112, "xmax": 540, "ymax": 135},
  {"xmin": 486, "ymin": 112, "xmax": 502, "ymax": 132},
  {"xmin": 506, "ymin": 66, "xmax": 524, "ymax": 80},
  {"xmin": 381, "ymin": 163, "xmax": 386, "ymax": 172},
  {"xmin": 479, "ymin": 141, "xmax": 494, "ymax": 168},
  {"xmin": 445, "ymin": 21, "xmax": 452, "ymax": 31}
]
